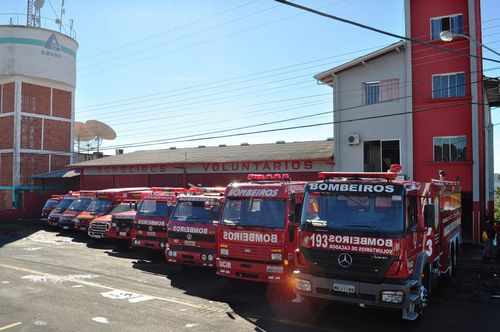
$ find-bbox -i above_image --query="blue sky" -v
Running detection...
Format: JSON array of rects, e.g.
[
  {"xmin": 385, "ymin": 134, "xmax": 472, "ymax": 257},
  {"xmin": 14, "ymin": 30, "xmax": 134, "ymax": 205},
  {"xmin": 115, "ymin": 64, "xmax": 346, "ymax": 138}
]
[{"xmin": 1, "ymin": 0, "xmax": 499, "ymax": 171}]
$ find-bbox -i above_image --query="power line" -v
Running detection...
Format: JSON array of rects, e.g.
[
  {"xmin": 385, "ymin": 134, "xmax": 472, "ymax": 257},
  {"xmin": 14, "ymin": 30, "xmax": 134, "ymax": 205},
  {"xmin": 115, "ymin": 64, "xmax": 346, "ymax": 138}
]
[
  {"xmin": 274, "ymin": 0, "xmax": 500, "ymax": 64},
  {"xmin": 98, "ymin": 76, "xmax": 498, "ymax": 150}
]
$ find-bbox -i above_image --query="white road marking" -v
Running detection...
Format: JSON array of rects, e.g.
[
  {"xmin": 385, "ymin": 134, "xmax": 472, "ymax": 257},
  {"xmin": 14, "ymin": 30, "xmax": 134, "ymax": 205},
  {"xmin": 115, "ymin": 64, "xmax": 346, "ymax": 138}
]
[
  {"xmin": 21, "ymin": 274, "xmax": 99, "ymax": 284},
  {"xmin": 100, "ymin": 290, "xmax": 153, "ymax": 303},
  {"xmin": 92, "ymin": 317, "xmax": 109, "ymax": 324},
  {"xmin": 2, "ymin": 281, "xmax": 10, "ymax": 284},
  {"xmin": 72, "ymin": 285, "xmax": 84, "ymax": 288},
  {"xmin": 185, "ymin": 323, "xmax": 199, "ymax": 328},
  {"xmin": 33, "ymin": 321, "xmax": 47, "ymax": 326},
  {"xmin": 23, "ymin": 247, "xmax": 42, "ymax": 251},
  {"xmin": 1, "ymin": 263, "xmax": 206, "ymax": 309}
]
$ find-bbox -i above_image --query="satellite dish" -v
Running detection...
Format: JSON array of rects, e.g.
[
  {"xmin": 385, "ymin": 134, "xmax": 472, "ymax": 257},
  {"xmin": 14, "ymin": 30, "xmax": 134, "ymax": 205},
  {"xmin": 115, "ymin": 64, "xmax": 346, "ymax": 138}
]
[
  {"xmin": 85, "ymin": 120, "xmax": 117, "ymax": 140},
  {"xmin": 34, "ymin": 0, "xmax": 45, "ymax": 9},
  {"xmin": 74, "ymin": 122, "xmax": 95, "ymax": 141}
]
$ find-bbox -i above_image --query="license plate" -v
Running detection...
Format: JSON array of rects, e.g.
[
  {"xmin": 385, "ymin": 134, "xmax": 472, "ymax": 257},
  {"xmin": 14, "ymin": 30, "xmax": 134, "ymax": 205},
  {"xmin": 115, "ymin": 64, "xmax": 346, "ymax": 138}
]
[
  {"xmin": 94, "ymin": 234, "xmax": 102, "ymax": 238},
  {"xmin": 147, "ymin": 231, "xmax": 156, "ymax": 236},
  {"xmin": 80, "ymin": 227, "xmax": 86, "ymax": 231},
  {"xmin": 63, "ymin": 226, "xmax": 69, "ymax": 230},
  {"xmin": 119, "ymin": 232, "xmax": 127, "ymax": 236},
  {"xmin": 184, "ymin": 240, "xmax": 195, "ymax": 246},
  {"xmin": 333, "ymin": 283, "xmax": 355, "ymax": 294}
]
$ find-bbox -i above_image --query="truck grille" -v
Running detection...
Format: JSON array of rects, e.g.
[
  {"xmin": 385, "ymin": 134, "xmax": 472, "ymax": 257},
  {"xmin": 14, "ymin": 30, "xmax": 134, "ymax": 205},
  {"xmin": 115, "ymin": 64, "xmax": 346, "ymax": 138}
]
[
  {"xmin": 134, "ymin": 224, "xmax": 167, "ymax": 232},
  {"xmin": 168, "ymin": 232, "xmax": 215, "ymax": 243},
  {"xmin": 301, "ymin": 248, "xmax": 396, "ymax": 283},
  {"xmin": 225, "ymin": 243, "xmax": 271, "ymax": 262},
  {"xmin": 90, "ymin": 222, "xmax": 108, "ymax": 233},
  {"xmin": 170, "ymin": 244, "xmax": 215, "ymax": 254}
]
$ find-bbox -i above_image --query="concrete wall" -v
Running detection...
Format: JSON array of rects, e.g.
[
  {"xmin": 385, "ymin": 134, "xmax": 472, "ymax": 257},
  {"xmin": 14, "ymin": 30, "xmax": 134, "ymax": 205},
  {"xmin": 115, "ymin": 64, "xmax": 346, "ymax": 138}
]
[{"xmin": 333, "ymin": 49, "xmax": 409, "ymax": 175}]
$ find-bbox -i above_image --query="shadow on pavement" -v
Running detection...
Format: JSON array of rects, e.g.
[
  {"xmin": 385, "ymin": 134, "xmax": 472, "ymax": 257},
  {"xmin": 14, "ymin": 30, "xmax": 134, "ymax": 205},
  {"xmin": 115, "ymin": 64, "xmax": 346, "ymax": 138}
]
[
  {"xmin": 0, "ymin": 219, "xmax": 44, "ymax": 248},
  {"xmin": 129, "ymin": 246, "xmax": 500, "ymax": 332}
]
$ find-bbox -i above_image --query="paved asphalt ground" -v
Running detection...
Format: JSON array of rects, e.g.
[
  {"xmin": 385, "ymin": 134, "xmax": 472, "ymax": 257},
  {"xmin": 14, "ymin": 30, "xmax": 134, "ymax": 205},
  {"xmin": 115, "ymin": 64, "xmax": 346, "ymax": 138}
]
[{"xmin": 1, "ymin": 220, "xmax": 499, "ymax": 332}]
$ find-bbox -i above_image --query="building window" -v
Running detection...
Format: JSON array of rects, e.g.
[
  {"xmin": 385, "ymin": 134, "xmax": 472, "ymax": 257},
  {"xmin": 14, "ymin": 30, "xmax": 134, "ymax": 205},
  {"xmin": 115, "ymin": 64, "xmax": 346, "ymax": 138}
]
[
  {"xmin": 432, "ymin": 73, "xmax": 465, "ymax": 98},
  {"xmin": 363, "ymin": 140, "xmax": 400, "ymax": 172},
  {"xmin": 363, "ymin": 78, "xmax": 399, "ymax": 105},
  {"xmin": 433, "ymin": 136, "xmax": 466, "ymax": 162},
  {"xmin": 431, "ymin": 14, "xmax": 463, "ymax": 40}
]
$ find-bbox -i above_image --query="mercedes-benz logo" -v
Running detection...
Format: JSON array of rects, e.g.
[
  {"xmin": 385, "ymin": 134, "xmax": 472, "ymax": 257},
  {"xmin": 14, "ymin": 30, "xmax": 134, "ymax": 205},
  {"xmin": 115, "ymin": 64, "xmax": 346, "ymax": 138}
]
[
  {"xmin": 338, "ymin": 253, "xmax": 353, "ymax": 268},
  {"xmin": 148, "ymin": 226, "xmax": 153, "ymax": 231},
  {"xmin": 186, "ymin": 234, "xmax": 193, "ymax": 240}
]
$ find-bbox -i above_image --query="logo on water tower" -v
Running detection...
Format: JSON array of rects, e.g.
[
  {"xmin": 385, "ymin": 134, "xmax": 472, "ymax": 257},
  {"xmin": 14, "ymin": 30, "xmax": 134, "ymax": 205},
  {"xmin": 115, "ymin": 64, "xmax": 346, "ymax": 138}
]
[{"xmin": 41, "ymin": 34, "xmax": 62, "ymax": 59}]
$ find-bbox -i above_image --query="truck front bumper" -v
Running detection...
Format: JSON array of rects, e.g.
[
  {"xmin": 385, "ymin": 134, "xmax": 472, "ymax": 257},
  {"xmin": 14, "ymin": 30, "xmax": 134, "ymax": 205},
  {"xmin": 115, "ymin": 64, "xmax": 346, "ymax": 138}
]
[{"xmin": 293, "ymin": 270, "xmax": 417, "ymax": 310}]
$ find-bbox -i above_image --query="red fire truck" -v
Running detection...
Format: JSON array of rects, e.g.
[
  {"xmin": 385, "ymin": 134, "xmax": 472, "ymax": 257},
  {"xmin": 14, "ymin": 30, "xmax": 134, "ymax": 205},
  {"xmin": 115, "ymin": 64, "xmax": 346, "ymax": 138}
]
[
  {"xmin": 166, "ymin": 188, "xmax": 225, "ymax": 267},
  {"xmin": 293, "ymin": 166, "xmax": 461, "ymax": 321},
  {"xmin": 47, "ymin": 192, "xmax": 80, "ymax": 227},
  {"xmin": 73, "ymin": 187, "xmax": 149, "ymax": 232},
  {"xmin": 216, "ymin": 174, "xmax": 305, "ymax": 282},
  {"xmin": 131, "ymin": 188, "xmax": 186, "ymax": 252},
  {"xmin": 41, "ymin": 195, "xmax": 63, "ymax": 222},
  {"xmin": 58, "ymin": 191, "xmax": 96, "ymax": 230},
  {"xmin": 88, "ymin": 201, "xmax": 138, "ymax": 240},
  {"xmin": 106, "ymin": 190, "xmax": 152, "ymax": 250}
]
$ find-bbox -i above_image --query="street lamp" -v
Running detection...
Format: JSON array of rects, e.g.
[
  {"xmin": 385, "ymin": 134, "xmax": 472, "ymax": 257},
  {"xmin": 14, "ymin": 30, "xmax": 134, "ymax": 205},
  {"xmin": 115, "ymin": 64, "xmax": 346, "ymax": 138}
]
[{"xmin": 439, "ymin": 31, "xmax": 500, "ymax": 56}]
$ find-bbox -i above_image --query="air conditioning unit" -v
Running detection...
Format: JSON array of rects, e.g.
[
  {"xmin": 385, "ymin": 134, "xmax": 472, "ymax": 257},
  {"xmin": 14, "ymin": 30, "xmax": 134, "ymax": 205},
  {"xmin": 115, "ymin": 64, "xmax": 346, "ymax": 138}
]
[{"xmin": 347, "ymin": 134, "xmax": 360, "ymax": 145}]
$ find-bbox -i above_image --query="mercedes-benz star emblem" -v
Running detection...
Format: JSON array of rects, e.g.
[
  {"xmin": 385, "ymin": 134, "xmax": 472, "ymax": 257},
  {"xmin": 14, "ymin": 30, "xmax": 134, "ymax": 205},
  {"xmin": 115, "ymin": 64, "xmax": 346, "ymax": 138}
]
[
  {"xmin": 148, "ymin": 226, "xmax": 153, "ymax": 231},
  {"xmin": 338, "ymin": 253, "xmax": 353, "ymax": 268},
  {"xmin": 186, "ymin": 234, "xmax": 192, "ymax": 240}
]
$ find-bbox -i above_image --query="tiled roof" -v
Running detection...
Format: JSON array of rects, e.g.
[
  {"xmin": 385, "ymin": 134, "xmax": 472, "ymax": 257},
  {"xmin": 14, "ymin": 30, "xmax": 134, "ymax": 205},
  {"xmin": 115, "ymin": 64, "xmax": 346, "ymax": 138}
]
[{"xmin": 70, "ymin": 140, "xmax": 334, "ymax": 167}]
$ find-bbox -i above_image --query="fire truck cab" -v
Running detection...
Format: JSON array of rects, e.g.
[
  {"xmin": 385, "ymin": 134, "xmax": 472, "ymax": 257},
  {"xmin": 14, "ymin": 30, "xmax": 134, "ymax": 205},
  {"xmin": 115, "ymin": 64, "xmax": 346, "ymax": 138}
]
[
  {"xmin": 131, "ymin": 187, "xmax": 187, "ymax": 251},
  {"xmin": 73, "ymin": 187, "xmax": 149, "ymax": 232},
  {"xmin": 293, "ymin": 166, "xmax": 461, "ymax": 321},
  {"xmin": 41, "ymin": 195, "xmax": 63, "ymax": 222},
  {"xmin": 58, "ymin": 191, "xmax": 96, "ymax": 230},
  {"xmin": 106, "ymin": 190, "xmax": 152, "ymax": 250},
  {"xmin": 216, "ymin": 174, "xmax": 305, "ymax": 283},
  {"xmin": 47, "ymin": 192, "xmax": 80, "ymax": 227},
  {"xmin": 166, "ymin": 187, "xmax": 225, "ymax": 267}
]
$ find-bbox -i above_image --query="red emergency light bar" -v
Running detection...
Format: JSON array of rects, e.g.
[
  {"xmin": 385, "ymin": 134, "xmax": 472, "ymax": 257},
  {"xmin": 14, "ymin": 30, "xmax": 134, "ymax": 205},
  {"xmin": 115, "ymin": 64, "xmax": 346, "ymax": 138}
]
[
  {"xmin": 151, "ymin": 187, "xmax": 187, "ymax": 193},
  {"xmin": 247, "ymin": 173, "xmax": 291, "ymax": 181},
  {"xmin": 319, "ymin": 172, "xmax": 397, "ymax": 180}
]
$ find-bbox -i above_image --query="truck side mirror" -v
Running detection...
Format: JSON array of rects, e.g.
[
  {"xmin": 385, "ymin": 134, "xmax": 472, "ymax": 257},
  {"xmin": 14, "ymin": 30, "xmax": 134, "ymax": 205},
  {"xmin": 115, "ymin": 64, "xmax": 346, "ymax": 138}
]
[
  {"xmin": 423, "ymin": 204, "xmax": 435, "ymax": 228},
  {"xmin": 288, "ymin": 193, "xmax": 297, "ymax": 224}
]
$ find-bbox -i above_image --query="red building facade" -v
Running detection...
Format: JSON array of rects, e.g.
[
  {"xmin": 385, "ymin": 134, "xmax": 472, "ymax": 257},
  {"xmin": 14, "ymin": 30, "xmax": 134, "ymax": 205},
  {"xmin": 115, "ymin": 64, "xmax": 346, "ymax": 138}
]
[{"xmin": 407, "ymin": 0, "xmax": 488, "ymax": 243}]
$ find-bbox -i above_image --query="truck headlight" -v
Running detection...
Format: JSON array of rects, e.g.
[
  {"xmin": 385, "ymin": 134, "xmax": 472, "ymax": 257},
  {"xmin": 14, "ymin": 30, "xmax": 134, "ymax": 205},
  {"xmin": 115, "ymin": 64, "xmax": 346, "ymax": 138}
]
[
  {"xmin": 295, "ymin": 278, "xmax": 312, "ymax": 292},
  {"xmin": 266, "ymin": 266, "xmax": 283, "ymax": 273},
  {"xmin": 72, "ymin": 218, "xmax": 79, "ymax": 223},
  {"xmin": 111, "ymin": 222, "xmax": 117, "ymax": 227},
  {"xmin": 207, "ymin": 255, "xmax": 214, "ymax": 262},
  {"xmin": 201, "ymin": 254, "xmax": 207, "ymax": 261},
  {"xmin": 271, "ymin": 253, "xmax": 282, "ymax": 261},
  {"xmin": 381, "ymin": 290, "xmax": 404, "ymax": 304},
  {"xmin": 220, "ymin": 248, "xmax": 229, "ymax": 255}
]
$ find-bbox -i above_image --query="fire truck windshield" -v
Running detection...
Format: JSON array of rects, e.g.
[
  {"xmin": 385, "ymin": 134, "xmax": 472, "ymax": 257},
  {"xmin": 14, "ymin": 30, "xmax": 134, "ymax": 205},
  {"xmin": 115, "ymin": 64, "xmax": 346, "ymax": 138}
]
[
  {"xmin": 137, "ymin": 200, "xmax": 174, "ymax": 218},
  {"xmin": 170, "ymin": 201, "xmax": 221, "ymax": 224},
  {"xmin": 301, "ymin": 192, "xmax": 405, "ymax": 234},
  {"xmin": 87, "ymin": 199, "xmax": 111, "ymax": 213},
  {"xmin": 110, "ymin": 203, "xmax": 135, "ymax": 215},
  {"xmin": 221, "ymin": 198, "xmax": 286, "ymax": 229},
  {"xmin": 67, "ymin": 197, "xmax": 93, "ymax": 212},
  {"xmin": 56, "ymin": 198, "xmax": 74, "ymax": 210},
  {"xmin": 43, "ymin": 199, "xmax": 59, "ymax": 210}
]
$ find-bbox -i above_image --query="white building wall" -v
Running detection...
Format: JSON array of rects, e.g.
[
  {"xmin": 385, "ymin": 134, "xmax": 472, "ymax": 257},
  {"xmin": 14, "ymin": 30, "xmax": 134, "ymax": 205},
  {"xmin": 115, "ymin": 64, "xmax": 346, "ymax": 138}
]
[{"xmin": 333, "ymin": 49, "xmax": 409, "ymax": 175}]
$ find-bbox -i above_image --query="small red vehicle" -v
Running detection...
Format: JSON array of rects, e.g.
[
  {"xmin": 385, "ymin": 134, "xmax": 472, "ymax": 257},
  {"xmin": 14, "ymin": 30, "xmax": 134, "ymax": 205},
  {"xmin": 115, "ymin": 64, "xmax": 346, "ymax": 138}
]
[
  {"xmin": 88, "ymin": 202, "xmax": 141, "ymax": 240},
  {"xmin": 216, "ymin": 174, "xmax": 305, "ymax": 282},
  {"xmin": 292, "ymin": 166, "xmax": 461, "ymax": 321},
  {"xmin": 41, "ymin": 195, "xmax": 63, "ymax": 222},
  {"xmin": 105, "ymin": 190, "xmax": 152, "ymax": 250},
  {"xmin": 166, "ymin": 188, "xmax": 225, "ymax": 267},
  {"xmin": 131, "ymin": 187, "xmax": 186, "ymax": 252},
  {"xmin": 73, "ymin": 187, "xmax": 149, "ymax": 232},
  {"xmin": 47, "ymin": 191, "xmax": 80, "ymax": 227}
]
